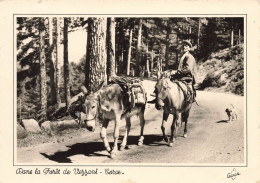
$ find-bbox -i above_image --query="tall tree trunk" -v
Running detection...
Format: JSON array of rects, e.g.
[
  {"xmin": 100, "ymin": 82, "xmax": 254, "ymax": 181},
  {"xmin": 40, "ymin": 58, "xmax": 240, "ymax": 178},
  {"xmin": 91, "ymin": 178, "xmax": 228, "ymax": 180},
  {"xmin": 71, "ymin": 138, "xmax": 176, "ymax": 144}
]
[
  {"xmin": 126, "ymin": 28, "xmax": 133, "ymax": 76},
  {"xmin": 146, "ymin": 43, "xmax": 150, "ymax": 77},
  {"xmin": 116, "ymin": 20, "xmax": 124, "ymax": 74},
  {"xmin": 188, "ymin": 26, "xmax": 191, "ymax": 42},
  {"xmin": 165, "ymin": 22, "xmax": 170, "ymax": 70},
  {"xmin": 238, "ymin": 29, "xmax": 241, "ymax": 45},
  {"xmin": 176, "ymin": 31, "xmax": 179, "ymax": 64},
  {"xmin": 86, "ymin": 18, "xmax": 107, "ymax": 92},
  {"xmin": 121, "ymin": 49, "xmax": 124, "ymax": 74},
  {"xmin": 56, "ymin": 17, "xmax": 62, "ymax": 108},
  {"xmin": 63, "ymin": 17, "xmax": 70, "ymax": 110},
  {"xmin": 48, "ymin": 17, "xmax": 56, "ymax": 106},
  {"xmin": 231, "ymin": 19, "xmax": 234, "ymax": 47},
  {"xmin": 157, "ymin": 58, "xmax": 162, "ymax": 79},
  {"xmin": 135, "ymin": 18, "xmax": 142, "ymax": 77},
  {"xmin": 39, "ymin": 18, "xmax": 47, "ymax": 120},
  {"xmin": 181, "ymin": 25, "xmax": 184, "ymax": 42},
  {"xmin": 107, "ymin": 17, "xmax": 116, "ymax": 81},
  {"xmin": 150, "ymin": 49, "xmax": 154, "ymax": 76},
  {"xmin": 197, "ymin": 18, "xmax": 201, "ymax": 57},
  {"xmin": 231, "ymin": 28, "xmax": 234, "ymax": 47}
]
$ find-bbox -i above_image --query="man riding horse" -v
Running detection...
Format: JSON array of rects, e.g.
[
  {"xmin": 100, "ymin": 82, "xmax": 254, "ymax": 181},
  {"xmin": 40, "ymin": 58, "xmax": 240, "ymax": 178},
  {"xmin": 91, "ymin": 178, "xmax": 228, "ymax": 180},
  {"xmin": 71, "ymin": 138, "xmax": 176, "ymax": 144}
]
[
  {"xmin": 153, "ymin": 40, "xmax": 198, "ymax": 145},
  {"xmin": 171, "ymin": 40, "xmax": 198, "ymax": 103}
]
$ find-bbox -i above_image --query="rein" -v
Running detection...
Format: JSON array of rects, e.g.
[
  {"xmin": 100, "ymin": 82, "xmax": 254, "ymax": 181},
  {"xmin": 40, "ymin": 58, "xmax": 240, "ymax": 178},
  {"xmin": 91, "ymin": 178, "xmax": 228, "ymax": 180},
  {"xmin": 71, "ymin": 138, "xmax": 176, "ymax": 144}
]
[
  {"xmin": 156, "ymin": 86, "xmax": 169, "ymax": 104},
  {"xmin": 84, "ymin": 93, "xmax": 103, "ymax": 123}
]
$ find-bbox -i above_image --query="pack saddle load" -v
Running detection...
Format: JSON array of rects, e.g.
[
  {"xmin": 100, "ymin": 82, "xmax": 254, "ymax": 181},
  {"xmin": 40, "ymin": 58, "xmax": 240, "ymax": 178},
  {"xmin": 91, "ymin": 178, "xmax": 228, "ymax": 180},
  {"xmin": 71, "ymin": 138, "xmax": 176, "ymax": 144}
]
[
  {"xmin": 69, "ymin": 76, "xmax": 147, "ymax": 121},
  {"xmin": 108, "ymin": 76, "xmax": 147, "ymax": 118}
]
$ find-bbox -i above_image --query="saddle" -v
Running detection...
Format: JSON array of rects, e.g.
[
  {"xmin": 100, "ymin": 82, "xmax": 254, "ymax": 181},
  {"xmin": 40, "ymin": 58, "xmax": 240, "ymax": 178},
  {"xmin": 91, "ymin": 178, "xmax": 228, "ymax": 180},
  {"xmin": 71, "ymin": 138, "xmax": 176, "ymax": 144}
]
[
  {"xmin": 109, "ymin": 76, "xmax": 147, "ymax": 110},
  {"xmin": 168, "ymin": 70, "xmax": 196, "ymax": 105},
  {"xmin": 169, "ymin": 75, "xmax": 195, "ymax": 106},
  {"xmin": 176, "ymin": 81, "xmax": 194, "ymax": 105}
]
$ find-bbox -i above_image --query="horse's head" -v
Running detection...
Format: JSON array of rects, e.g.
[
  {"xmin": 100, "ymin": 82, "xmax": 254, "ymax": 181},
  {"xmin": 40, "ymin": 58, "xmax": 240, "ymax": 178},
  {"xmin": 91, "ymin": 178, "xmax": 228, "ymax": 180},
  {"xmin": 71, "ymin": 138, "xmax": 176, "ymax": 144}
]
[
  {"xmin": 154, "ymin": 77, "xmax": 171, "ymax": 110},
  {"xmin": 80, "ymin": 82, "xmax": 104, "ymax": 132}
]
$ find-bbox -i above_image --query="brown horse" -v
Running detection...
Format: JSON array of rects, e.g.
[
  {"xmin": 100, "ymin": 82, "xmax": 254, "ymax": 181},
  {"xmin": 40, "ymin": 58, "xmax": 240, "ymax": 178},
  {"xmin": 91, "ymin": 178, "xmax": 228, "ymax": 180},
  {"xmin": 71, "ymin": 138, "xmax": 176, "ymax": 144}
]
[
  {"xmin": 79, "ymin": 82, "xmax": 146, "ymax": 158},
  {"xmin": 154, "ymin": 77, "xmax": 193, "ymax": 147}
]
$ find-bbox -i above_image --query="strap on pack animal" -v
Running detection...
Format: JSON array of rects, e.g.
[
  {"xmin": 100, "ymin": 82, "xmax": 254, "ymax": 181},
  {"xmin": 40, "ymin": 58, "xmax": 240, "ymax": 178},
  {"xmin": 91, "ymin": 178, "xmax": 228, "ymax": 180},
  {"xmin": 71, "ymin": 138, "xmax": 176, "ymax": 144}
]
[{"xmin": 109, "ymin": 76, "xmax": 147, "ymax": 110}]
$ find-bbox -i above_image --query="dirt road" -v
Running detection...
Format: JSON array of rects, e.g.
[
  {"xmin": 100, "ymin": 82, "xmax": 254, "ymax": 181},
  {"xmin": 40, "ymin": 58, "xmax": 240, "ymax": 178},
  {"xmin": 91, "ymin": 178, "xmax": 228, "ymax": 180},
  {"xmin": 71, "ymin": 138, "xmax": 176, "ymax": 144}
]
[{"xmin": 17, "ymin": 79, "xmax": 245, "ymax": 165}]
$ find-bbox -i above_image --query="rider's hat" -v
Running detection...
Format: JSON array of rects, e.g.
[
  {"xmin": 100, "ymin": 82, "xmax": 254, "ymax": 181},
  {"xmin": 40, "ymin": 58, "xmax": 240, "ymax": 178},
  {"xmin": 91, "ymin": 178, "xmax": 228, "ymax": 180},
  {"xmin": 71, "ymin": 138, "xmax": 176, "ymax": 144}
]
[{"xmin": 182, "ymin": 40, "xmax": 192, "ymax": 47}]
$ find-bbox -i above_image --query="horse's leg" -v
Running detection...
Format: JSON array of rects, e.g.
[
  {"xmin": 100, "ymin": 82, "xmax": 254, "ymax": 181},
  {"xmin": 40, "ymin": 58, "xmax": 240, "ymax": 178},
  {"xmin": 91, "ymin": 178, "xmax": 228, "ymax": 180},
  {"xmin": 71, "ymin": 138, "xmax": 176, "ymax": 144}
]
[
  {"xmin": 161, "ymin": 112, "xmax": 169, "ymax": 142},
  {"xmin": 120, "ymin": 117, "xmax": 131, "ymax": 151},
  {"xmin": 110, "ymin": 115, "xmax": 121, "ymax": 159},
  {"xmin": 169, "ymin": 112, "xmax": 179, "ymax": 147},
  {"xmin": 183, "ymin": 109, "xmax": 190, "ymax": 138},
  {"xmin": 138, "ymin": 111, "xmax": 145, "ymax": 146},
  {"xmin": 100, "ymin": 119, "xmax": 111, "ymax": 153}
]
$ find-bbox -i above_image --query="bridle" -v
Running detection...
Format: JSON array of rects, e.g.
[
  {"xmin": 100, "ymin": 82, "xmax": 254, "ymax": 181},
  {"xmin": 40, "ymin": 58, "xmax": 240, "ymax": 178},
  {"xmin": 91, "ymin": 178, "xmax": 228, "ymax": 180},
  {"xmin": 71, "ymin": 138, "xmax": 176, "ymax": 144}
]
[
  {"xmin": 155, "ymin": 84, "xmax": 168, "ymax": 104},
  {"xmin": 83, "ymin": 94, "xmax": 103, "ymax": 123}
]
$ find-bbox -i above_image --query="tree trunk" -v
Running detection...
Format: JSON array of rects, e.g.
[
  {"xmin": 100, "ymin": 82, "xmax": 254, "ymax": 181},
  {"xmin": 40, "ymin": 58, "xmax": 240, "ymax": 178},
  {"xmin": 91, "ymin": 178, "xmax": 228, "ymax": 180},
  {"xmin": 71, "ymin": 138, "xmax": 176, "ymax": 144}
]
[
  {"xmin": 56, "ymin": 17, "xmax": 62, "ymax": 108},
  {"xmin": 116, "ymin": 20, "xmax": 124, "ymax": 74},
  {"xmin": 165, "ymin": 23, "xmax": 170, "ymax": 70},
  {"xmin": 146, "ymin": 43, "xmax": 150, "ymax": 77},
  {"xmin": 231, "ymin": 28, "xmax": 234, "ymax": 47},
  {"xmin": 135, "ymin": 18, "xmax": 142, "ymax": 77},
  {"xmin": 126, "ymin": 28, "xmax": 133, "ymax": 76},
  {"xmin": 157, "ymin": 58, "xmax": 162, "ymax": 79},
  {"xmin": 182, "ymin": 25, "xmax": 184, "ymax": 42},
  {"xmin": 39, "ymin": 18, "xmax": 47, "ymax": 120},
  {"xmin": 176, "ymin": 31, "xmax": 179, "ymax": 64},
  {"xmin": 107, "ymin": 17, "xmax": 116, "ymax": 81},
  {"xmin": 63, "ymin": 17, "xmax": 70, "ymax": 110},
  {"xmin": 150, "ymin": 49, "xmax": 154, "ymax": 76},
  {"xmin": 48, "ymin": 17, "xmax": 56, "ymax": 106},
  {"xmin": 231, "ymin": 19, "xmax": 234, "ymax": 47},
  {"xmin": 238, "ymin": 29, "xmax": 241, "ymax": 45},
  {"xmin": 121, "ymin": 48, "xmax": 124, "ymax": 74},
  {"xmin": 197, "ymin": 18, "xmax": 201, "ymax": 57},
  {"xmin": 86, "ymin": 18, "xmax": 107, "ymax": 92},
  {"xmin": 188, "ymin": 26, "xmax": 191, "ymax": 42}
]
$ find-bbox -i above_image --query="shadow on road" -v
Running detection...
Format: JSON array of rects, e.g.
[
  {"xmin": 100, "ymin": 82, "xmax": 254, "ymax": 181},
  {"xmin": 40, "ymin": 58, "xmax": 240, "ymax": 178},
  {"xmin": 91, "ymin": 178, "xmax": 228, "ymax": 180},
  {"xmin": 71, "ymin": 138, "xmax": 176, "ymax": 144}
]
[
  {"xmin": 40, "ymin": 134, "xmax": 165, "ymax": 163},
  {"xmin": 216, "ymin": 120, "xmax": 228, "ymax": 123},
  {"xmin": 41, "ymin": 142, "xmax": 108, "ymax": 163},
  {"xmin": 130, "ymin": 135, "xmax": 164, "ymax": 145}
]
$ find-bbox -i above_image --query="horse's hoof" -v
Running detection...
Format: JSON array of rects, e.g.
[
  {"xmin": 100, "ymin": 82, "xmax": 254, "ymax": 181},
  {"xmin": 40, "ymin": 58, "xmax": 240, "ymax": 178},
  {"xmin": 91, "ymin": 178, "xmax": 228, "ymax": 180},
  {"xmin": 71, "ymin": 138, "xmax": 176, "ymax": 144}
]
[
  {"xmin": 168, "ymin": 138, "xmax": 176, "ymax": 147},
  {"xmin": 106, "ymin": 146, "xmax": 111, "ymax": 153},
  {"xmin": 138, "ymin": 141, "xmax": 143, "ymax": 146},
  {"xmin": 109, "ymin": 152, "xmax": 117, "ymax": 159},
  {"xmin": 163, "ymin": 137, "xmax": 169, "ymax": 143},
  {"xmin": 168, "ymin": 142, "xmax": 173, "ymax": 147},
  {"xmin": 138, "ymin": 136, "xmax": 144, "ymax": 146},
  {"xmin": 184, "ymin": 133, "xmax": 187, "ymax": 138},
  {"xmin": 119, "ymin": 145, "xmax": 125, "ymax": 151}
]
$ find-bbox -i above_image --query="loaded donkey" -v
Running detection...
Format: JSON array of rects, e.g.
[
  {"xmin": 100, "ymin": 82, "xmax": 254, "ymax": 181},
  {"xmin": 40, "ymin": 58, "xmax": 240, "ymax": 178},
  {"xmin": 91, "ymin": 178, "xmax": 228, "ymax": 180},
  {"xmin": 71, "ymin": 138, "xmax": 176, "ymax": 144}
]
[{"xmin": 75, "ymin": 77, "xmax": 147, "ymax": 158}]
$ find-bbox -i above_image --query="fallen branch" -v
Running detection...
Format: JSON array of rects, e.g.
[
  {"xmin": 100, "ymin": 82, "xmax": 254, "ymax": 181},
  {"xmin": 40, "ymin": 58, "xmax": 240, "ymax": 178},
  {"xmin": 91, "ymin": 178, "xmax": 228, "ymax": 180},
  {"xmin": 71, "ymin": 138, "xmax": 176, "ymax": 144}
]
[{"xmin": 48, "ymin": 92, "xmax": 85, "ymax": 121}]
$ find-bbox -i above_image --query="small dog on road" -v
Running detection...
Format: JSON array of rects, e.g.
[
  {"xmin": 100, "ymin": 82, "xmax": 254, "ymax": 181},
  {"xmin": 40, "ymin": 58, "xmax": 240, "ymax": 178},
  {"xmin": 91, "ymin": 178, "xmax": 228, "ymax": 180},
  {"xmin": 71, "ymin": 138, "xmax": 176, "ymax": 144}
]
[{"xmin": 225, "ymin": 104, "xmax": 237, "ymax": 122}]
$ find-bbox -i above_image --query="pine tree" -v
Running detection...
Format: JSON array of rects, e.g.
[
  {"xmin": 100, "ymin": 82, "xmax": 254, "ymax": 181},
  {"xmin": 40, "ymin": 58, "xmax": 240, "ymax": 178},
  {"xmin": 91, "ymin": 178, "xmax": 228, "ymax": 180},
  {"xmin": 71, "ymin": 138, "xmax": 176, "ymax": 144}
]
[
  {"xmin": 56, "ymin": 17, "xmax": 62, "ymax": 108},
  {"xmin": 48, "ymin": 17, "xmax": 56, "ymax": 106},
  {"xmin": 165, "ymin": 20, "xmax": 170, "ymax": 70},
  {"xmin": 135, "ymin": 18, "xmax": 142, "ymax": 77},
  {"xmin": 86, "ymin": 18, "xmax": 107, "ymax": 91},
  {"xmin": 39, "ymin": 17, "xmax": 47, "ymax": 121},
  {"xmin": 107, "ymin": 17, "xmax": 116, "ymax": 81},
  {"xmin": 63, "ymin": 17, "xmax": 70, "ymax": 110}
]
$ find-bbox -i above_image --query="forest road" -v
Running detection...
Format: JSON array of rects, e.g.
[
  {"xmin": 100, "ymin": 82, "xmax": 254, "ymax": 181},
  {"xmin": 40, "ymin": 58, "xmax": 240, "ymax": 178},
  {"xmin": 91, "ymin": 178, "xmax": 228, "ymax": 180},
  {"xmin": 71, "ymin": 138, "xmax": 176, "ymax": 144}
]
[{"xmin": 17, "ymin": 79, "xmax": 245, "ymax": 165}]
